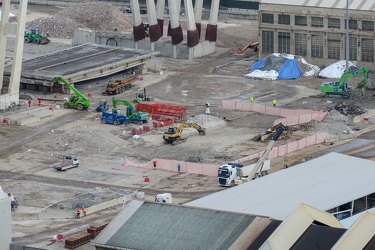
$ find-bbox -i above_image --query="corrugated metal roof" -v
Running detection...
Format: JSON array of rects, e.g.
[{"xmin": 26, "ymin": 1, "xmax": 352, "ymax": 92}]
[
  {"xmin": 340, "ymin": 207, "xmax": 375, "ymax": 229},
  {"xmin": 260, "ymin": 0, "xmax": 375, "ymax": 11},
  {"xmin": 333, "ymin": 212, "xmax": 375, "ymax": 249},
  {"xmin": 93, "ymin": 200, "xmax": 270, "ymax": 250},
  {"xmin": 186, "ymin": 153, "xmax": 375, "ymax": 220}
]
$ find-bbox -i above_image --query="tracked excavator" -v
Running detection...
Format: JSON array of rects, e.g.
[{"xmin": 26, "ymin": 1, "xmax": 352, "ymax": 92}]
[
  {"xmin": 163, "ymin": 122, "xmax": 206, "ymax": 145},
  {"xmin": 320, "ymin": 66, "xmax": 369, "ymax": 98}
]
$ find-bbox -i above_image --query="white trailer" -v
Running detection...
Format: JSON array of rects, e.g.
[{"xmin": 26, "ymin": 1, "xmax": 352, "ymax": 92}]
[{"xmin": 155, "ymin": 193, "xmax": 172, "ymax": 203}]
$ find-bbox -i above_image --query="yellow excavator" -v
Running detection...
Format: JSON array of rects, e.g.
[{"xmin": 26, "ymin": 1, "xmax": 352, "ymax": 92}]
[{"xmin": 163, "ymin": 122, "xmax": 206, "ymax": 145}]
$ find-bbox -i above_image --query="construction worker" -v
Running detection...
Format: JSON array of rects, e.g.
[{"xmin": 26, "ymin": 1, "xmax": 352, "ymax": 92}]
[
  {"xmin": 28, "ymin": 99, "xmax": 31, "ymax": 107},
  {"xmin": 76, "ymin": 209, "xmax": 81, "ymax": 219},
  {"xmin": 153, "ymin": 160, "xmax": 157, "ymax": 170},
  {"xmin": 82, "ymin": 206, "xmax": 87, "ymax": 216},
  {"xmin": 250, "ymin": 96, "xmax": 254, "ymax": 102},
  {"xmin": 273, "ymin": 99, "xmax": 277, "ymax": 107},
  {"xmin": 177, "ymin": 163, "xmax": 181, "ymax": 172}
]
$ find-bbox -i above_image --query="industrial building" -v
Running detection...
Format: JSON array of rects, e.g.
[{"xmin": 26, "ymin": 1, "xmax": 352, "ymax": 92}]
[{"xmin": 258, "ymin": 0, "xmax": 375, "ymax": 70}]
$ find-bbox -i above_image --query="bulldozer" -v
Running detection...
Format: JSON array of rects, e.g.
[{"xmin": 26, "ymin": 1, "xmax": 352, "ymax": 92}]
[
  {"xmin": 163, "ymin": 122, "xmax": 206, "ymax": 145},
  {"xmin": 24, "ymin": 29, "xmax": 50, "ymax": 45}
]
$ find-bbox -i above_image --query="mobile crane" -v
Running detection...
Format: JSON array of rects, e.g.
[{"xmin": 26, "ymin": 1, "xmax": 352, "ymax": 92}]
[
  {"xmin": 320, "ymin": 66, "xmax": 369, "ymax": 98},
  {"xmin": 218, "ymin": 123, "xmax": 286, "ymax": 187},
  {"xmin": 112, "ymin": 97, "xmax": 149, "ymax": 124},
  {"xmin": 52, "ymin": 76, "xmax": 90, "ymax": 110},
  {"xmin": 163, "ymin": 122, "xmax": 206, "ymax": 145}
]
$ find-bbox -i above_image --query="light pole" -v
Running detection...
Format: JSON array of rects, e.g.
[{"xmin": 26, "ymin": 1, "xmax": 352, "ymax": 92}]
[{"xmin": 345, "ymin": 0, "xmax": 349, "ymax": 72}]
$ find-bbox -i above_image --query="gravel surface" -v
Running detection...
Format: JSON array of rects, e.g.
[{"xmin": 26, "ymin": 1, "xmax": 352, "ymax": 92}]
[{"xmin": 25, "ymin": 2, "xmax": 133, "ymax": 38}]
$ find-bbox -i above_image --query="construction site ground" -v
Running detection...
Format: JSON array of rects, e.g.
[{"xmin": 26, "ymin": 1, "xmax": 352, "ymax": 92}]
[{"xmin": 2, "ymin": 3, "xmax": 375, "ymax": 248}]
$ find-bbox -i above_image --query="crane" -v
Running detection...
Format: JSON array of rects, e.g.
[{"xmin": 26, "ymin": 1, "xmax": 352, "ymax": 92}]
[
  {"xmin": 52, "ymin": 76, "xmax": 90, "ymax": 110},
  {"xmin": 111, "ymin": 97, "xmax": 149, "ymax": 124}
]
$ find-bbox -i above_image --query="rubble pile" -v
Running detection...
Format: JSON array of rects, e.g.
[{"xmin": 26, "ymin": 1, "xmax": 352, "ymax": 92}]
[
  {"xmin": 47, "ymin": 126, "xmax": 126, "ymax": 154},
  {"xmin": 323, "ymin": 109, "xmax": 352, "ymax": 123},
  {"xmin": 186, "ymin": 156, "xmax": 203, "ymax": 163},
  {"xmin": 311, "ymin": 122, "xmax": 354, "ymax": 135},
  {"xmin": 188, "ymin": 114, "xmax": 226, "ymax": 127},
  {"xmin": 26, "ymin": 2, "xmax": 133, "ymax": 38},
  {"xmin": 334, "ymin": 103, "xmax": 367, "ymax": 116}
]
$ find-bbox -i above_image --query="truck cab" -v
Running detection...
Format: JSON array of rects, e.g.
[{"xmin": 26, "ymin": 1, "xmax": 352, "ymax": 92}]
[
  {"xmin": 53, "ymin": 155, "xmax": 79, "ymax": 171},
  {"xmin": 218, "ymin": 163, "xmax": 241, "ymax": 187}
]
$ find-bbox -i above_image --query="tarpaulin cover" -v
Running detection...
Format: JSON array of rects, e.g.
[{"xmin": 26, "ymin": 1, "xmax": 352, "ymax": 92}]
[
  {"xmin": 262, "ymin": 55, "xmax": 287, "ymax": 71},
  {"xmin": 251, "ymin": 59, "xmax": 265, "ymax": 71},
  {"xmin": 278, "ymin": 59, "xmax": 302, "ymax": 79}
]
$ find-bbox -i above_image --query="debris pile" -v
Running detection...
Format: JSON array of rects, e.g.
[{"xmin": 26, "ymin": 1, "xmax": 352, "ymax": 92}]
[
  {"xmin": 47, "ymin": 126, "xmax": 127, "ymax": 154},
  {"xmin": 187, "ymin": 114, "xmax": 226, "ymax": 127},
  {"xmin": 186, "ymin": 156, "xmax": 203, "ymax": 163},
  {"xmin": 322, "ymin": 109, "xmax": 352, "ymax": 123},
  {"xmin": 26, "ymin": 2, "xmax": 133, "ymax": 38},
  {"xmin": 334, "ymin": 103, "xmax": 367, "ymax": 116}
]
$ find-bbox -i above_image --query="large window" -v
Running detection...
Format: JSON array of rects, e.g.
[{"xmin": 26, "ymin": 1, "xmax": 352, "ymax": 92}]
[
  {"xmin": 278, "ymin": 32, "xmax": 290, "ymax": 53},
  {"xmin": 311, "ymin": 17, "xmax": 324, "ymax": 27},
  {"xmin": 262, "ymin": 13, "xmax": 274, "ymax": 23},
  {"xmin": 362, "ymin": 39, "xmax": 374, "ymax": 62},
  {"xmin": 346, "ymin": 19, "xmax": 358, "ymax": 29},
  {"xmin": 328, "ymin": 35, "xmax": 341, "ymax": 59},
  {"xmin": 328, "ymin": 18, "xmax": 340, "ymax": 29},
  {"xmin": 295, "ymin": 33, "xmax": 307, "ymax": 56},
  {"xmin": 349, "ymin": 37, "xmax": 357, "ymax": 61},
  {"xmin": 278, "ymin": 14, "xmax": 290, "ymax": 25},
  {"xmin": 311, "ymin": 34, "xmax": 324, "ymax": 58},
  {"xmin": 295, "ymin": 16, "xmax": 307, "ymax": 26},
  {"xmin": 362, "ymin": 20, "xmax": 374, "ymax": 31},
  {"xmin": 262, "ymin": 31, "xmax": 274, "ymax": 53}
]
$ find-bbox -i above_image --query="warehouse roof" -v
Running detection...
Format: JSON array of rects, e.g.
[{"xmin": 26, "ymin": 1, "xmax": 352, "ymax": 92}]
[
  {"xmin": 260, "ymin": 0, "xmax": 375, "ymax": 11},
  {"xmin": 93, "ymin": 200, "xmax": 276, "ymax": 250},
  {"xmin": 187, "ymin": 153, "xmax": 375, "ymax": 220}
]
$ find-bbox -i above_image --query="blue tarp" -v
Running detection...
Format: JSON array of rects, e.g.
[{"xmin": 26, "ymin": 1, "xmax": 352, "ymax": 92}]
[
  {"xmin": 251, "ymin": 59, "xmax": 265, "ymax": 71},
  {"xmin": 278, "ymin": 59, "xmax": 302, "ymax": 79}
]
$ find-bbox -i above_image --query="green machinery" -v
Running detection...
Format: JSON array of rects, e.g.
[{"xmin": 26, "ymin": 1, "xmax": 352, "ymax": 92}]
[
  {"xmin": 52, "ymin": 76, "xmax": 90, "ymax": 110},
  {"xmin": 24, "ymin": 29, "xmax": 50, "ymax": 45},
  {"xmin": 112, "ymin": 97, "xmax": 149, "ymax": 124},
  {"xmin": 320, "ymin": 66, "xmax": 369, "ymax": 98}
]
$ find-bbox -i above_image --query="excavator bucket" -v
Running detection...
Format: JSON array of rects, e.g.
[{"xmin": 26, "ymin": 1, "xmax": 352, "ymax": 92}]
[{"xmin": 40, "ymin": 37, "xmax": 50, "ymax": 45}]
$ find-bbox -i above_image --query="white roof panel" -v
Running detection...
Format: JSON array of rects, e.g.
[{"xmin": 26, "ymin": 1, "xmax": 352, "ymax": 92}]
[
  {"xmin": 187, "ymin": 153, "xmax": 375, "ymax": 220},
  {"xmin": 260, "ymin": 0, "xmax": 375, "ymax": 11}
]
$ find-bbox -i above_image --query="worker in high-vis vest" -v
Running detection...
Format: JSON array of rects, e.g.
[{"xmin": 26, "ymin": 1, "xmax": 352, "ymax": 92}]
[
  {"xmin": 250, "ymin": 96, "xmax": 254, "ymax": 102},
  {"xmin": 273, "ymin": 99, "xmax": 277, "ymax": 107}
]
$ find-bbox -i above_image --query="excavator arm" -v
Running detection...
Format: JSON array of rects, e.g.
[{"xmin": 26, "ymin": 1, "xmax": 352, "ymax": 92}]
[
  {"xmin": 112, "ymin": 97, "xmax": 134, "ymax": 109},
  {"xmin": 338, "ymin": 66, "xmax": 369, "ymax": 93}
]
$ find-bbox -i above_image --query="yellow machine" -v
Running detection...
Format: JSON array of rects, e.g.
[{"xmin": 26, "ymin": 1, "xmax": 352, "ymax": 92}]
[{"xmin": 163, "ymin": 122, "xmax": 206, "ymax": 145}]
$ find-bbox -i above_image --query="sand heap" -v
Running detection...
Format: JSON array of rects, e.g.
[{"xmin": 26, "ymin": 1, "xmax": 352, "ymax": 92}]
[{"xmin": 25, "ymin": 2, "xmax": 133, "ymax": 39}]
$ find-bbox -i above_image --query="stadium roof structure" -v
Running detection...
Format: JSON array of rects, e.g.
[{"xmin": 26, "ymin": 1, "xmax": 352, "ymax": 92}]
[{"xmin": 260, "ymin": 0, "xmax": 375, "ymax": 11}]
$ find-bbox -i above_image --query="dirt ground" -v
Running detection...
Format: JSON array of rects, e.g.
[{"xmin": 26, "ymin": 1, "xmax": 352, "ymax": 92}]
[{"xmin": 1, "ymin": 4, "xmax": 375, "ymax": 248}]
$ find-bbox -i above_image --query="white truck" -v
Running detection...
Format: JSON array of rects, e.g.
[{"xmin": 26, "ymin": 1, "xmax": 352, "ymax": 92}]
[
  {"xmin": 155, "ymin": 193, "xmax": 172, "ymax": 203},
  {"xmin": 218, "ymin": 123, "xmax": 286, "ymax": 187},
  {"xmin": 53, "ymin": 155, "xmax": 79, "ymax": 171},
  {"xmin": 218, "ymin": 160, "xmax": 270, "ymax": 187}
]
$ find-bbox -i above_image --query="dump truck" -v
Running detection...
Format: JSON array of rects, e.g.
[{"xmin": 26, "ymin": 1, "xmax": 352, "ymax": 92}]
[
  {"xmin": 102, "ymin": 76, "xmax": 137, "ymax": 95},
  {"xmin": 53, "ymin": 155, "xmax": 79, "ymax": 171}
]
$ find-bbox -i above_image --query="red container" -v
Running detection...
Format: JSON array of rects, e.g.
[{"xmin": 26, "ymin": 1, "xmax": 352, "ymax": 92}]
[
  {"xmin": 144, "ymin": 125, "xmax": 150, "ymax": 131},
  {"xmin": 132, "ymin": 128, "xmax": 137, "ymax": 135}
]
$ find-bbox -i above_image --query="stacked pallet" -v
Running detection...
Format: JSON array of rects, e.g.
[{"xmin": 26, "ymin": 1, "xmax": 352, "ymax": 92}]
[
  {"xmin": 87, "ymin": 222, "xmax": 109, "ymax": 239},
  {"xmin": 64, "ymin": 232, "xmax": 91, "ymax": 249}
]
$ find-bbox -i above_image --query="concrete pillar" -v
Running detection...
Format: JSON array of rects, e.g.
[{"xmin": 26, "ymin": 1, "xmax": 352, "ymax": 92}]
[
  {"xmin": 184, "ymin": 0, "xmax": 199, "ymax": 60},
  {"xmin": 194, "ymin": 0, "xmax": 203, "ymax": 39},
  {"xmin": 0, "ymin": 0, "xmax": 11, "ymax": 93},
  {"xmin": 168, "ymin": 0, "xmax": 183, "ymax": 58},
  {"xmin": 131, "ymin": 0, "xmax": 145, "ymax": 47},
  {"xmin": 205, "ymin": 0, "xmax": 220, "ymax": 42},
  {"xmin": 147, "ymin": 0, "xmax": 162, "ymax": 48},
  {"xmin": 5, "ymin": 0, "xmax": 28, "ymax": 108},
  {"xmin": 156, "ymin": 0, "xmax": 166, "ymax": 36}
]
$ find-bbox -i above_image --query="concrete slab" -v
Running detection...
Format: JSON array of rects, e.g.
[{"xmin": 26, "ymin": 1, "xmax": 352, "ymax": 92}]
[{"xmin": 2, "ymin": 43, "xmax": 157, "ymax": 92}]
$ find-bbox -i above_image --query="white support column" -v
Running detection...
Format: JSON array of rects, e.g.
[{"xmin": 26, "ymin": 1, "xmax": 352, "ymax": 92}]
[
  {"xmin": 208, "ymin": 0, "xmax": 219, "ymax": 25},
  {"xmin": 8, "ymin": 0, "xmax": 28, "ymax": 101},
  {"xmin": 131, "ymin": 0, "xmax": 142, "ymax": 49},
  {"xmin": 194, "ymin": 0, "xmax": 203, "ymax": 24},
  {"xmin": 0, "ymin": 0, "xmax": 11, "ymax": 92},
  {"xmin": 156, "ymin": 0, "xmax": 165, "ymax": 19},
  {"xmin": 168, "ymin": 0, "xmax": 180, "ymax": 58},
  {"xmin": 184, "ymin": 0, "xmax": 196, "ymax": 60},
  {"xmin": 176, "ymin": 0, "xmax": 182, "ymax": 15},
  {"xmin": 147, "ymin": 0, "xmax": 158, "ymax": 51}
]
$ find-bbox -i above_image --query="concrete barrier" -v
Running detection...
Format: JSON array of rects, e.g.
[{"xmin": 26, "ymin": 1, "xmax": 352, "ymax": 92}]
[{"xmin": 353, "ymin": 109, "xmax": 375, "ymax": 123}]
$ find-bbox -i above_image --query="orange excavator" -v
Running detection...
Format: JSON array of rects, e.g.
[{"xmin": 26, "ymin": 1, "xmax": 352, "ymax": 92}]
[{"xmin": 234, "ymin": 42, "xmax": 259, "ymax": 55}]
